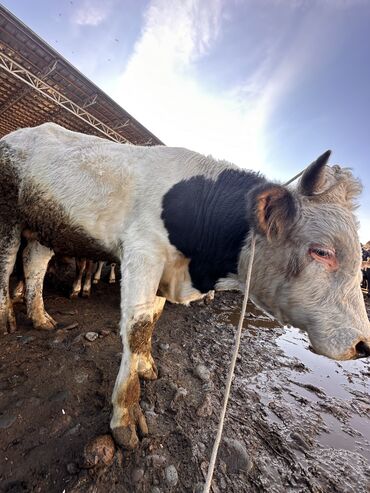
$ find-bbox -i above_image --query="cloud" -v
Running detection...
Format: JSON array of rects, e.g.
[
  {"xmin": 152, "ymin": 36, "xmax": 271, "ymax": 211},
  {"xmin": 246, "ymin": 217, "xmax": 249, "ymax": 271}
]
[
  {"xmin": 112, "ymin": 0, "xmax": 270, "ymax": 171},
  {"xmin": 110, "ymin": 0, "xmax": 356, "ymax": 177},
  {"xmin": 72, "ymin": 0, "xmax": 111, "ymax": 26}
]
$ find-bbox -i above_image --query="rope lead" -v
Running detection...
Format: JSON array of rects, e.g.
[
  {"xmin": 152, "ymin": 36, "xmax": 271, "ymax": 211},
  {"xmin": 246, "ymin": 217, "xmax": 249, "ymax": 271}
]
[
  {"xmin": 203, "ymin": 233, "xmax": 256, "ymax": 493},
  {"xmin": 203, "ymin": 168, "xmax": 307, "ymax": 492}
]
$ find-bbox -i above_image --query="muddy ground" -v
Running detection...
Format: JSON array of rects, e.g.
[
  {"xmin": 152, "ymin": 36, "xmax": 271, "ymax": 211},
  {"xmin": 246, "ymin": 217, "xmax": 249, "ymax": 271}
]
[{"xmin": 0, "ymin": 271, "xmax": 369, "ymax": 493}]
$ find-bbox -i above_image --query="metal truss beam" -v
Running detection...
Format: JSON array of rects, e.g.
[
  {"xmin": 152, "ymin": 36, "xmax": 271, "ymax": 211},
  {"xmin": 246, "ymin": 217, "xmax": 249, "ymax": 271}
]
[
  {"xmin": 0, "ymin": 58, "xmax": 59, "ymax": 117},
  {"xmin": 0, "ymin": 51, "xmax": 132, "ymax": 144}
]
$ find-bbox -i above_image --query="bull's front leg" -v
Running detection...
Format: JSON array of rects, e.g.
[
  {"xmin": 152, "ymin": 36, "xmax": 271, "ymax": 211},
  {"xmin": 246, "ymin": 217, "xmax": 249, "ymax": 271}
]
[{"xmin": 110, "ymin": 252, "xmax": 165, "ymax": 449}]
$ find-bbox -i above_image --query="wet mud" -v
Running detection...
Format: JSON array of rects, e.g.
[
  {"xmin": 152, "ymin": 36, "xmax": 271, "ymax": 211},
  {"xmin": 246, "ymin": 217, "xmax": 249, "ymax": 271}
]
[{"xmin": 0, "ymin": 276, "xmax": 369, "ymax": 492}]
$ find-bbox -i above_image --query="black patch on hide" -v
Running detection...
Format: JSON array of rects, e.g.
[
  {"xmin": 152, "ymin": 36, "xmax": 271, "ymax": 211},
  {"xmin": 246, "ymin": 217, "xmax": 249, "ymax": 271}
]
[{"xmin": 161, "ymin": 169, "xmax": 265, "ymax": 292}]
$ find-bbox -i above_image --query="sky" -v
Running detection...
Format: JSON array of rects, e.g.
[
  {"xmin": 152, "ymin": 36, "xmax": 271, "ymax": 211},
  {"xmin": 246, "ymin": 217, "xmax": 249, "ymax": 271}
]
[{"xmin": 3, "ymin": 0, "xmax": 370, "ymax": 242}]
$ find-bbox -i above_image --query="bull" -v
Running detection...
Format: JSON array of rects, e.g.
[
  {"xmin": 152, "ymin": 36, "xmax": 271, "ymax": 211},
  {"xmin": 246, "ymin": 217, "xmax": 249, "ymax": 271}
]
[{"xmin": 0, "ymin": 122, "xmax": 369, "ymax": 449}]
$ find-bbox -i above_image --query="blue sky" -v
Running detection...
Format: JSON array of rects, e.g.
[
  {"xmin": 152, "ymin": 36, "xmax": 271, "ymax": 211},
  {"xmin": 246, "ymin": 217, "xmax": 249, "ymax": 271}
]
[{"xmin": 3, "ymin": 0, "xmax": 370, "ymax": 241}]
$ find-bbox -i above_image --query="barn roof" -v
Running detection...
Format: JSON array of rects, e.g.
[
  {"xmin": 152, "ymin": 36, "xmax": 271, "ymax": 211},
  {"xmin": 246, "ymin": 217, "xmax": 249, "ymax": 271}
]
[{"xmin": 0, "ymin": 5, "xmax": 163, "ymax": 145}]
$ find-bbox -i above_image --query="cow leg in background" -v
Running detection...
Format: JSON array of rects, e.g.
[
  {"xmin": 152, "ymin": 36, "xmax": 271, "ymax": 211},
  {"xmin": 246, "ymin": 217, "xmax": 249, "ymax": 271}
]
[
  {"xmin": 12, "ymin": 236, "xmax": 26, "ymax": 304},
  {"xmin": 12, "ymin": 279, "xmax": 25, "ymax": 304},
  {"xmin": 0, "ymin": 224, "xmax": 20, "ymax": 333},
  {"xmin": 93, "ymin": 260, "xmax": 104, "ymax": 284},
  {"xmin": 23, "ymin": 239, "xmax": 56, "ymax": 330},
  {"xmin": 109, "ymin": 263, "xmax": 116, "ymax": 284},
  {"xmin": 82, "ymin": 260, "xmax": 95, "ymax": 298},
  {"xmin": 111, "ymin": 252, "xmax": 165, "ymax": 449},
  {"xmin": 70, "ymin": 258, "xmax": 86, "ymax": 298}
]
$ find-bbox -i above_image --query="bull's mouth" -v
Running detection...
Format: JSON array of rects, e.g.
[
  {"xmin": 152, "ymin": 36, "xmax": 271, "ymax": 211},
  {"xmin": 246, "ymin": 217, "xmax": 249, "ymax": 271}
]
[{"xmin": 308, "ymin": 344, "xmax": 358, "ymax": 361}]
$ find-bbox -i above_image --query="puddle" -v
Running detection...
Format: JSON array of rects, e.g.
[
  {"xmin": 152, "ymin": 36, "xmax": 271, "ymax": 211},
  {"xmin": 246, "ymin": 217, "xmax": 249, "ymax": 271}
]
[{"xmin": 224, "ymin": 302, "xmax": 370, "ymax": 463}]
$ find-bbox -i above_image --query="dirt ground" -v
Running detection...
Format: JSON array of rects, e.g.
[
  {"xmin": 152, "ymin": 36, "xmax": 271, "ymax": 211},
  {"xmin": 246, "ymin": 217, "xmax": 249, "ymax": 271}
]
[{"xmin": 1, "ymin": 271, "xmax": 369, "ymax": 493}]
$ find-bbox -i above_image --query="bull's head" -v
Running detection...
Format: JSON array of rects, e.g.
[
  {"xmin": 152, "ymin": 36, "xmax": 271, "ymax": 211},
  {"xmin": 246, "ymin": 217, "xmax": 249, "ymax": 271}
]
[{"xmin": 240, "ymin": 152, "xmax": 370, "ymax": 360}]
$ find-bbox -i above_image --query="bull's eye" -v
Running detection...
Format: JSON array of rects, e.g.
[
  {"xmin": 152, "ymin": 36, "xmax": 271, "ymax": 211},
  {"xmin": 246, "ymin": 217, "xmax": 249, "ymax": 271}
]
[
  {"xmin": 309, "ymin": 245, "xmax": 338, "ymax": 270},
  {"xmin": 312, "ymin": 248, "xmax": 330, "ymax": 258}
]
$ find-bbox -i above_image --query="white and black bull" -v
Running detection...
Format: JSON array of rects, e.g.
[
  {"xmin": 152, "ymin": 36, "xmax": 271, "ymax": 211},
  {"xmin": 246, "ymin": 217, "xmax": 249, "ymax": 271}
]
[{"xmin": 0, "ymin": 123, "xmax": 369, "ymax": 450}]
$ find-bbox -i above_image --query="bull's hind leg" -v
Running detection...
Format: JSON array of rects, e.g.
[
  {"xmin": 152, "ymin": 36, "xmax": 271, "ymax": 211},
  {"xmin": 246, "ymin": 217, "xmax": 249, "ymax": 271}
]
[
  {"xmin": 0, "ymin": 225, "xmax": 20, "ymax": 333},
  {"xmin": 111, "ymin": 250, "xmax": 165, "ymax": 449},
  {"xmin": 23, "ymin": 239, "xmax": 56, "ymax": 330}
]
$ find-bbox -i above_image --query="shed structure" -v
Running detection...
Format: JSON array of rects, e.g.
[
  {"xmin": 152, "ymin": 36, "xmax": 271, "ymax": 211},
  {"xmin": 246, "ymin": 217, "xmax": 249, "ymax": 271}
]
[{"xmin": 0, "ymin": 5, "xmax": 163, "ymax": 145}]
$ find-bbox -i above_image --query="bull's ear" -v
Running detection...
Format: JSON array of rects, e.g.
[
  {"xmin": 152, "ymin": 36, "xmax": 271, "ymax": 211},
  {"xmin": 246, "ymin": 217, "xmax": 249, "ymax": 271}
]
[
  {"xmin": 298, "ymin": 150, "xmax": 331, "ymax": 196},
  {"xmin": 248, "ymin": 184, "xmax": 297, "ymax": 241}
]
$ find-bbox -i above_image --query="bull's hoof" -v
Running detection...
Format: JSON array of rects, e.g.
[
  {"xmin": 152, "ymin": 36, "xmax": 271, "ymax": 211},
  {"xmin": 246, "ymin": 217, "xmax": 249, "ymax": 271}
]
[
  {"xmin": 93, "ymin": 279, "xmax": 99, "ymax": 284},
  {"xmin": 34, "ymin": 313, "xmax": 57, "ymax": 331},
  {"xmin": 35, "ymin": 321, "xmax": 56, "ymax": 330},
  {"xmin": 0, "ymin": 320, "xmax": 17, "ymax": 334},
  {"xmin": 82, "ymin": 290, "xmax": 91, "ymax": 298},
  {"xmin": 0, "ymin": 308, "xmax": 17, "ymax": 333},
  {"xmin": 112, "ymin": 425, "xmax": 139, "ymax": 450},
  {"xmin": 111, "ymin": 406, "xmax": 148, "ymax": 450},
  {"xmin": 109, "ymin": 279, "xmax": 116, "ymax": 284},
  {"xmin": 70, "ymin": 291, "xmax": 79, "ymax": 299}
]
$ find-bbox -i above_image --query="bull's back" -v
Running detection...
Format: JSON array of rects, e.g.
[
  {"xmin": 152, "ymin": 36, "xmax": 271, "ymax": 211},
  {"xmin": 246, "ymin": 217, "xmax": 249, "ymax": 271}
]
[{"xmin": 1, "ymin": 123, "xmax": 250, "ymax": 265}]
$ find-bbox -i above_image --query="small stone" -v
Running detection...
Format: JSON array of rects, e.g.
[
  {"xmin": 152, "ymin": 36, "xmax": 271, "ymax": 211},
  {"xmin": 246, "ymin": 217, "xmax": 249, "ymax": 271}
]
[
  {"xmin": 165, "ymin": 465, "xmax": 178, "ymax": 487},
  {"xmin": 196, "ymin": 394, "xmax": 213, "ymax": 417},
  {"xmin": 132, "ymin": 467, "xmax": 144, "ymax": 483},
  {"xmin": 159, "ymin": 342, "xmax": 170, "ymax": 350},
  {"xmin": 85, "ymin": 331, "xmax": 99, "ymax": 342},
  {"xmin": 62, "ymin": 322, "xmax": 79, "ymax": 331},
  {"xmin": 194, "ymin": 364, "xmax": 211, "ymax": 382},
  {"xmin": 67, "ymin": 462, "xmax": 79, "ymax": 474},
  {"xmin": 198, "ymin": 442, "xmax": 206, "ymax": 454},
  {"xmin": 83, "ymin": 434, "xmax": 115, "ymax": 468},
  {"xmin": 0, "ymin": 414, "xmax": 16, "ymax": 429},
  {"xmin": 219, "ymin": 437, "xmax": 252, "ymax": 474},
  {"xmin": 151, "ymin": 488, "xmax": 162, "ymax": 493}
]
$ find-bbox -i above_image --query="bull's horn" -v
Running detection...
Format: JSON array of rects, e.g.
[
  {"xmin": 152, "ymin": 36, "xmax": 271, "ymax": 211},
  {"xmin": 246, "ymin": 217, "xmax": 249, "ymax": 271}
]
[{"xmin": 298, "ymin": 150, "xmax": 332, "ymax": 196}]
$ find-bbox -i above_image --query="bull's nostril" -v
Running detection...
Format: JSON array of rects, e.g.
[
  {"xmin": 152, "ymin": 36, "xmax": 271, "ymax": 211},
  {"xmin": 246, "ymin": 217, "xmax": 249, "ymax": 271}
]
[{"xmin": 355, "ymin": 341, "xmax": 370, "ymax": 359}]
